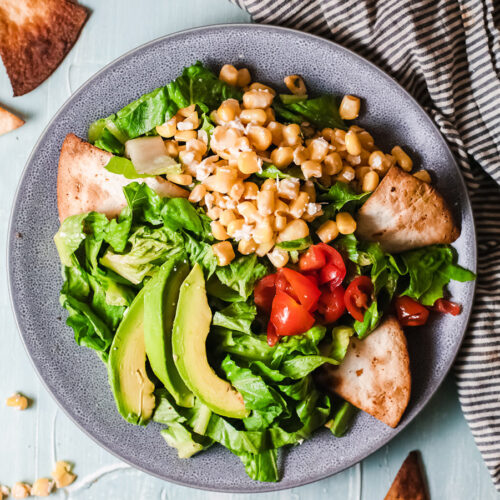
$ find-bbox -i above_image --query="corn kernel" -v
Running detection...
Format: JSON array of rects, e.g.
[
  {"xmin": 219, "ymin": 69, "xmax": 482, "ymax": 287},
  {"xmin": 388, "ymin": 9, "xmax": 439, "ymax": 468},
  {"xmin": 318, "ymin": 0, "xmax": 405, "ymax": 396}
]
[
  {"xmin": 11, "ymin": 483, "xmax": 30, "ymax": 499},
  {"xmin": 6, "ymin": 393, "xmax": 28, "ymax": 410},
  {"xmin": 267, "ymin": 121, "xmax": 284, "ymax": 146},
  {"xmin": 413, "ymin": 170, "xmax": 432, "ymax": 183},
  {"xmin": 273, "ymin": 213, "xmax": 287, "ymax": 231},
  {"xmin": 391, "ymin": 145, "xmax": 413, "ymax": 171},
  {"xmin": 271, "ymin": 146, "xmax": 294, "ymax": 168},
  {"xmin": 345, "ymin": 130, "xmax": 362, "ymax": 156},
  {"xmin": 277, "ymin": 178, "xmax": 300, "ymax": 200},
  {"xmin": 301, "ymin": 160, "xmax": 322, "ymax": 179},
  {"xmin": 337, "ymin": 166, "xmax": 356, "ymax": 183},
  {"xmin": 156, "ymin": 117, "xmax": 177, "ymax": 138},
  {"xmin": 238, "ymin": 238, "xmax": 258, "ymax": 255},
  {"xmin": 362, "ymin": 170, "xmax": 379, "ymax": 192},
  {"xmin": 243, "ymin": 89, "xmax": 274, "ymax": 109},
  {"xmin": 249, "ymin": 82, "xmax": 276, "ymax": 95},
  {"xmin": 167, "ymin": 173, "xmax": 193, "ymax": 186},
  {"xmin": 212, "ymin": 241, "xmax": 235, "ymax": 266},
  {"xmin": 240, "ymin": 108, "xmax": 267, "ymax": 126},
  {"xmin": 288, "ymin": 192, "xmax": 310, "ymax": 219},
  {"xmin": 243, "ymin": 181, "xmax": 259, "ymax": 200},
  {"xmin": 254, "ymin": 218, "xmax": 275, "ymax": 245},
  {"xmin": 307, "ymin": 138, "xmax": 330, "ymax": 162},
  {"xmin": 217, "ymin": 99, "xmax": 240, "ymax": 122},
  {"xmin": 211, "ymin": 221, "xmax": 229, "ymax": 240},
  {"xmin": 282, "ymin": 123, "xmax": 302, "ymax": 147},
  {"xmin": 302, "ymin": 180, "xmax": 316, "ymax": 202},
  {"xmin": 31, "ymin": 478, "xmax": 53, "ymax": 497},
  {"xmin": 323, "ymin": 152, "xmax": 343, "ymax": 175},
  {"xmin": 277, "ymin": 219, "xmax": 309, "ymax": 242},
  {"xmin": 237, "ymin": 151, "xmax": 261, "ymax": 175},
  {"xmin": 51, "ymin": 461, "xmax": 76, "ymax": 488},
  {"xmin": 219, "ymin": 64, "xmax": 239, "ymax": 86},
  {"xmin": 267, "ymin": 247, "xmax": 290, "ymax": 268},
  {"xmin": 247, "ymin": 126, "xmax": 273, "ymax": 151},
  {"xmin": 226, "ymin": 218, "xmax": 245, "ymax": 237},
  {"xmin": 336, "ymin": 212, "xmax": 357, "ymax": 234},
  {"xmin": 256, "ymin": 241, "xmax": 275, "ymax": 257},
  {"xmin": 316, "ymin": 220, "xmax": 339, "ymax": 243},
  {"xmin": 175, "ymin": 130, "xmax": 197, "ymax": 142},
  {"xmin": 339, "ymin": 95, "xmax": 361, "ymax": 120},
  {"xmin": 284, "ymin": 75, "xmax": 307, "ymax": 95},
  {"xmin": 257, "ymin": 189, "xmax": 275, "ymax": 216},
  {"xmin": 237, "ymin": 68, "xmax": 252, "ymax": 87}
]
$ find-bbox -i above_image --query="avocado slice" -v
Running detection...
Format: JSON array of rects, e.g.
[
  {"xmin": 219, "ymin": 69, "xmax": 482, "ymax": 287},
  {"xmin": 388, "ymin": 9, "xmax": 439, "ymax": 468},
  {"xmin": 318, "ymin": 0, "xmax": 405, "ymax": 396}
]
[
  {"xmin": 172, "ymin": 264, "xmax": 249, "ymax": 419},
  {"xmin": 144, "ymin": 256, "xmax": 194, "ymax": 408},
  {"xmin": 108, "ymin": 287, "xmax": 156, "ymax": 425}
]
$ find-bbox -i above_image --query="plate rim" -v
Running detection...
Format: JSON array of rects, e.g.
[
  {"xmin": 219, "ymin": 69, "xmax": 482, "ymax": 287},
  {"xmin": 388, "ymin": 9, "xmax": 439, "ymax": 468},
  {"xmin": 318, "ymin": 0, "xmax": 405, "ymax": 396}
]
[{"xmin": 7, "ymin": 22, "xmax": 477, "ymax": 493}]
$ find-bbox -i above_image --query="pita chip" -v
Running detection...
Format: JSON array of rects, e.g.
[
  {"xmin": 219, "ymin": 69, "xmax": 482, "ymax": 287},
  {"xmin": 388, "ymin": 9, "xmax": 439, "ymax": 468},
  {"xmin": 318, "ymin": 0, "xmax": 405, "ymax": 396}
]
[
  {"xmin": 57, "ymin": 134, "xmax": 189, "ymax": 222},
  {"xmin": 0, "ymin": 105, "xmax": 24, "ymax": 135},
  {"xmin": 0, "ymin": 0, "xmax": 88, "ymax": 96},
  {"xmin": 317, "ymin": 316, "xmax": 411, "ymax": 428},
  {"xmin": 356, "ymin": 166, "xmax": 459, "ymax": 253},
  {"xmin": 385, "ymin": 451, "xmax": 429, "ymax": 500}
]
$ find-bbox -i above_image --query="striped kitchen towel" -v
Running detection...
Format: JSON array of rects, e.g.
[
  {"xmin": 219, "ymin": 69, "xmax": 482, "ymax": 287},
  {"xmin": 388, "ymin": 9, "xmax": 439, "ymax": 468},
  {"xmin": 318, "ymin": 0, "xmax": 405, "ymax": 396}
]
[{"xmin": 230, "ymin": 0, "xmax": 500, "ymax": 488}]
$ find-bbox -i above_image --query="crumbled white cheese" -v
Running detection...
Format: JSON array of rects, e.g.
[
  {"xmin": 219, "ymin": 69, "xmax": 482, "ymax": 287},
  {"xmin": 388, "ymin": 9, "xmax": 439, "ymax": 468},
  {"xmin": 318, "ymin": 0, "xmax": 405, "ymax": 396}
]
[
  {"xmin": 181, "ymin": 151, "xmax": 195, "ymax": 165},
  {"xmin": 306, "ymin": 203, "xmax": 322, "ymax": 216},
  {"xmin": 204, "ymin": 193, "xmax": 215, "ymax": 210},
  {"xmin": 233, "ymin": 224, "xmax": 254, "ymax": 242},
  {"xmin": 197, "ymin": 129, "xmax": 209, "ymax": 144},
  {"xmin": 195, "ymin": 158, "xmax": 215, "ymax": 181},
  {"xmin": 177, "ymin": 120, "xmax": 194, "ymax": 130}
]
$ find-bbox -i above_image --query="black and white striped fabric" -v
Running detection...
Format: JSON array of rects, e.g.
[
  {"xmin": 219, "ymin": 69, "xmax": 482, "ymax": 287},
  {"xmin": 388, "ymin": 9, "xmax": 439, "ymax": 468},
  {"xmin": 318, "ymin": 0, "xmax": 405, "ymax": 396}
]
[{"xmin": 230, "ymin": 0, "xmax": 500, "ymax": 488}]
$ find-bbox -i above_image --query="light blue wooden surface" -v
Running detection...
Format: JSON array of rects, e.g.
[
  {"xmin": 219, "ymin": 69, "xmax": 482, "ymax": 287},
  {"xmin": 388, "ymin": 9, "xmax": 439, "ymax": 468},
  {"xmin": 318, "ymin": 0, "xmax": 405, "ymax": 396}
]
[{"xmin": 0, "ymin": 1, "xmax": 498, "ymax": 498}]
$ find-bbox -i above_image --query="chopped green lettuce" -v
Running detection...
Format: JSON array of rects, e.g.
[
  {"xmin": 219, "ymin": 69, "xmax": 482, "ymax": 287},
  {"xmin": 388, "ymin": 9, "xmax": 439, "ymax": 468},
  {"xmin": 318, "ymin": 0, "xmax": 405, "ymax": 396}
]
[{"xmin": 274, "ymin": 94, "xmax": 346, "ymax": 130}]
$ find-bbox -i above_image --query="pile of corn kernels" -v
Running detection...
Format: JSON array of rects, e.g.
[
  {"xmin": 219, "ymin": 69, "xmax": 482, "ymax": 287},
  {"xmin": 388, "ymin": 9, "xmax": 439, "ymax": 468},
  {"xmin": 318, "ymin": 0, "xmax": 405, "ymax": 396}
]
[{"xmin": 155, "ymin": 65, "xmax": 430, "ymax": 267}]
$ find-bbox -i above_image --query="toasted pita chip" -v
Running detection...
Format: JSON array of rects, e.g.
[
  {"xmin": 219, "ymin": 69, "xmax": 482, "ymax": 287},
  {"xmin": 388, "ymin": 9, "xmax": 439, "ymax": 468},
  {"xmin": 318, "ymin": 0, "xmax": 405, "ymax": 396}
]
[
  {"xmin": 0, "ymin": 105, "xmax": 24, "ymax": 135},
  {"xmin": 356, "ymin": 166, "xmax": 459, "ymax": 253},
  {"xmin": 0, "ymin": 0, "xmax": 88, "ymax": 96},
  {"xmin": 317, "ymin": 316, "xmax": 410, "ymax": 428},
  {"xmin": 385, "ymin": 451, "xmax": 428, "ymax": 500},
  {"xmin": 57, "ymin": 134, "xmax": 189, "ymax": 222}
]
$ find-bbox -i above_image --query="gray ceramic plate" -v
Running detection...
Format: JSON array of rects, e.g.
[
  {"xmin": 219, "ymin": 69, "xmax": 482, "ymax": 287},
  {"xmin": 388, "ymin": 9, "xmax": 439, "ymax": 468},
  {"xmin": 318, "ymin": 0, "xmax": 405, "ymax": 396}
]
[{"xmin": 8, "ymin": 24, "xmax": 476, "ymax": 493}]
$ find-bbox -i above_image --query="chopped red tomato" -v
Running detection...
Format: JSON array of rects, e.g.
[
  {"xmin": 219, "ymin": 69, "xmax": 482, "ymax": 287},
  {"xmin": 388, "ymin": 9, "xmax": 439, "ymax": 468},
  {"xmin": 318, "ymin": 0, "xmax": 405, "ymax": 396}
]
[
  {"xmin": 395, "ymin": 296, "xmax": 429, "ymax": 326},
  {"xmin": 270, "ymin": 291, "xmax": 315, "ymax": 336},
  {"xmin": 300, "ymin": 243, "xmax": 346, "ymax": 288},
  {"xmin": 432, "ymin": 298, "xmax": 461, "ymax": 316},
  {"xmin": 344, "ymin": 276, "xmax": 374, "ymax": 322},
  {"xmin": 267, "ymin": 321, "xmax": 279, "ymax": 347},
  {"xmin": 299, "ymin": 245, "xmax": 326, "ymax": 271},
  {"xmin": 254, "ymin": 273, "xmax": 277, "ymax": 313},
  {"xmin": 317, "ymin": 285, "xmax": 346, "ymax": 324},
  {"xmin": 280, "ymin": 268, "xmax": 321, "ymax": 312}
]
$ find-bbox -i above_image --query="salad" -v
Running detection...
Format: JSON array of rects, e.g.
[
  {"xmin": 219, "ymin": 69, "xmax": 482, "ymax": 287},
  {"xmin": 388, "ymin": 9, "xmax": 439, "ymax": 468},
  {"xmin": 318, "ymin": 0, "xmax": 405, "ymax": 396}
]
[{"xmin": 54, "ymin": 62, "xmax": 475, "ymax": 482}]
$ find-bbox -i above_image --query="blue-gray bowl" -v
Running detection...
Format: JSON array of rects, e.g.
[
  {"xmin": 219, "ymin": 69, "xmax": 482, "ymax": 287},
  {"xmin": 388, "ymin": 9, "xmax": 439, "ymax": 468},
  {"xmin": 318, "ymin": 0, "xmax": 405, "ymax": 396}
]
[{"xmin": 7, "ymin": 24, "xmax": 476, "ymax": 492}]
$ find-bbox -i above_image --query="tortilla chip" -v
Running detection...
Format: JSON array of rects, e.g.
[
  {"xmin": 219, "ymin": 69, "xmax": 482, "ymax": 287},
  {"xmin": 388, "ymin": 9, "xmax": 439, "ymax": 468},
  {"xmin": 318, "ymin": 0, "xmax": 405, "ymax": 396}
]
[
  {"xmin": 0, "ymin": 0, "xmax": 88, "ymax": 96},
  {"xmin": 317, "ymin": 316, "xmax": 410, "ymax": 428},
  {"xmin": 356, "ymin": 166, "xmax": 459, "ymax": 253},
  {"xmin": 57, "ymin": 133, "xmax": 189, "ymax": 222},
  {"xmin": 0, "ymin": 105, "xmax": 24, "ymax": 135},
  {"xmin": 385, "ymin": 451, "xmax": 429, "ymax": 500}
]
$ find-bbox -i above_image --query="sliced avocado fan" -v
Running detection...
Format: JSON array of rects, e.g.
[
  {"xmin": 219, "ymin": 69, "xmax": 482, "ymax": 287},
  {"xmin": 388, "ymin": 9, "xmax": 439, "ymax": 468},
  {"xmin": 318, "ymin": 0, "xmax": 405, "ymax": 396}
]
[
  {"xmin": 108, "ymin": 287, "xmax": 155, "ymax": 425},
  {"xmin": 144, "ymin": 255, "xmax": 194, "ymax": 407},
  {"xmin": 172, "ymin": 263, "xmax": 249, "ymax": 419}
]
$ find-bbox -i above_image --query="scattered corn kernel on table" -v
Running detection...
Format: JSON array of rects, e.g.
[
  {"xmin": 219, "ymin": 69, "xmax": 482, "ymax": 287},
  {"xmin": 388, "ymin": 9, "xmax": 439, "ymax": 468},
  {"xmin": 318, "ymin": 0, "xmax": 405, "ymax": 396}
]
[{"xmin": 0, "ymin": 1, "xmax": 498, "ymax": 498}]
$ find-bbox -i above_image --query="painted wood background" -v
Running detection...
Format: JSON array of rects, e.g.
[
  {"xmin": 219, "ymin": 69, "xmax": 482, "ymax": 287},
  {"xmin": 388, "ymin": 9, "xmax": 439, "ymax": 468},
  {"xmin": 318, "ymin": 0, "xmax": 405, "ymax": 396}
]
[{"xmin": 0, "ymin": 0, "xmax": 498, "ymax": 498}]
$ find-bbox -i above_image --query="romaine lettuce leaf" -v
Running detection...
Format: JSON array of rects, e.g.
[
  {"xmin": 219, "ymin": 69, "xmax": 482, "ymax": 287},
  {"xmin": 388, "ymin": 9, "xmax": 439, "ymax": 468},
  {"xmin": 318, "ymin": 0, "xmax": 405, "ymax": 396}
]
[
  {"xmin": 212, "ymin": 302, "xmax": 257, "ymax": 334},
  {"xmin": 215, "ymin": 254, "xmax": 268, "ymax": 300},
  {"xmin": 274, "ymin": 94, "xmax": 346, "ymax": 130},
  {"xmin": 167, "ymin": 61, "xmax": 242, "ymax": 112}
]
